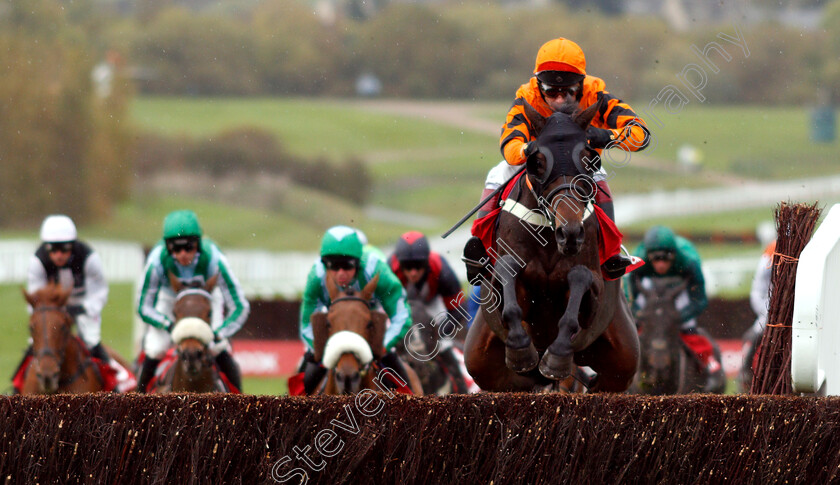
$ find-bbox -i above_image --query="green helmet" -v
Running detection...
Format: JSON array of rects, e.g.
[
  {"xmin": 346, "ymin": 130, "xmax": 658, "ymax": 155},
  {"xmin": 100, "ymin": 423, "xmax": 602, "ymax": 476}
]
[
  {"xmin": 163, "ymin": 210, "xmax": 203, "ymax": 240},
  {"xmin": 643, "ymin": 226, "xmax": 677, "ymax": 254},
  {"xmin": 320, "ymin": 225, "xmax": 363, "ymax": 260}
]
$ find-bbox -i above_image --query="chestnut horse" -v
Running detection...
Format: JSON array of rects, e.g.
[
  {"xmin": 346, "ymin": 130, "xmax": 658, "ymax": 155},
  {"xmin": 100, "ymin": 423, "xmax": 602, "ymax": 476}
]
[
  {"xmin": 310, "ymin": 273, "xmax": 423, "ymax": 395},
  {"xmin": 21, "ymin": 283, "xmax": 103, "ymax": 394},
  {"xmin": 464, "ymin": 103, "xmax": 639, "ymax": 392},
  {"xmin": 147, "ymin": 273, "xmax": 229, "ymax": 393}
]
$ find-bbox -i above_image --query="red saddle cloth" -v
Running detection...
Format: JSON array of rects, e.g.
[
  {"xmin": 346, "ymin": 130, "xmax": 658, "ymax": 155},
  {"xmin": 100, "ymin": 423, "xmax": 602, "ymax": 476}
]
[
  {"xmin": 470, "ymin": 172, "xmax": 638, "ymax": 279},
  {"xmin": 12, "ymin": 337, "xmax": 120, "ymax": 393}
]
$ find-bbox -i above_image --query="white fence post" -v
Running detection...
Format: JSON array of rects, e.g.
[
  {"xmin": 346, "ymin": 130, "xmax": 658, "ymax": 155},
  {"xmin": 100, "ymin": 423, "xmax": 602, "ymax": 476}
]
[{"xmin": 792, "ymin": 204, "xmax": 840, "ymax": 394}]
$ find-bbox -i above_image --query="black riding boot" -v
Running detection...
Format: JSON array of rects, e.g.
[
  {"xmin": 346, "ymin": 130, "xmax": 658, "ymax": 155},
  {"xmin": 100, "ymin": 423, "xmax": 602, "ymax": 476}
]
[
  {"xmin": 303, "ymin": 360, "xmax": 328, "ymax": 395},
  {"xmin": 437, "ymin": 347, "xmax": 469, "ymax": 394},
  {"xmin": 463, "ymin": 236, "xmax": 490, "ymax": 285},
  {"xmin": 90, "ymin": 343, "xmax": 111, "ymax": 364},
  {"xmin": 596, "ymin": 200, "xmax": 633, "ymax": 279},
  {"xmin": 215, "ymin": 351, "xmax": 242, "ymax": 391},
  {"xmin": 136, "ymin": 357, "xmax": 161, "ymax": 394},
  {"xmin": 379, "ymin": 351, "xmax": 412, "ymax": 389}
]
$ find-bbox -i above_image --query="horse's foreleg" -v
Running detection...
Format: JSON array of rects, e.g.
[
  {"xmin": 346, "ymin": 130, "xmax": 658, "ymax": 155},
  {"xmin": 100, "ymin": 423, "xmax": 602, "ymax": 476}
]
[
  {"xmin": 496, "ymin": 255, "xmax": 538, "ymax": 372},
  {"xmin": 540, "ymin": 265, "xmax": 593, "ymax": 380}
]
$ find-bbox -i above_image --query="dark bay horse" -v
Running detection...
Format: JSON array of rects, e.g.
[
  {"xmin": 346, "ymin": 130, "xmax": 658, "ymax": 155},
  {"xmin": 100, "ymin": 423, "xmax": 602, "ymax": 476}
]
[
  {"xmin": 310, "ymin": 273, "xmax": 423, "ymax": 395},
  {"xmin": 631, "ymin": 276, "xmax": 725, "ymax": 394},
  {"xmin": 22, "ymin": 283, "xmax": 103, "ymax": 394},
  {"xmin": 464, "ymin": 102, "xmax": 639, "ymax": 392}
]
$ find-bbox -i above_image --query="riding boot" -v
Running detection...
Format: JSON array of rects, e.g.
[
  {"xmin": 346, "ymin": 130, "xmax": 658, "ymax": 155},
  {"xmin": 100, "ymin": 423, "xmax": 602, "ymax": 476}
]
[
  {"xmin": 136, "ymin": 357, "xmax": 161, "ymax": 394},
  {"xmin": 703, "ymin": 359, "xmax": 726, "ymax": 393},
  {"xmin": 463, "ymin": 236, "xmax": 490, "ymax": 285},
  {"xmin": 214, "ymin": 351, "xmax": 242, "ymax": 392},
  {"xmin": 437, "ymin": 347, "xmax": 469, "ymax": 394},
  {"xmin": 596, "ymin": 199, "xmax": 633, "ymax": 279},
  {"xmin": 379, "ymin": 351, "xmax": 412, "ymax": 389},
  {"xmin": 89, "ymin": 343, "xmax": 111, "ymax": 364},
  {"xmin": 303, "ymin": 360, "xmax": 328, "ymax": 395}
]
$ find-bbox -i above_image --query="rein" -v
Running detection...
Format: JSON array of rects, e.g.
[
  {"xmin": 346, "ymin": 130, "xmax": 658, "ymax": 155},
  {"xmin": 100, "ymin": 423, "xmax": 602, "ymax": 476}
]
[
  {"xmin": 503, "ymin": 174, "xmax": 595, "ymax": 230},
  {"xmin": 31, "ymin": 305, "xmax": 97, "ymax": 388}
]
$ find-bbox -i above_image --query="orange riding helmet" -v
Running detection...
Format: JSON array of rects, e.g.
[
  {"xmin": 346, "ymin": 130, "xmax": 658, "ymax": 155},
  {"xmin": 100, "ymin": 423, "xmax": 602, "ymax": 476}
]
[{"xmin": 534, "ymin": 38, "xmax": 586, "ymax": 87}]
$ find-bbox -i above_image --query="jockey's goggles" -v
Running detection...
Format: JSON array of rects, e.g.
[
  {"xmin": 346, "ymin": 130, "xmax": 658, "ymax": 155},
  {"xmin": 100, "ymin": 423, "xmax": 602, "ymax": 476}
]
[
  {"xmin": 46, "ymin": 242, "xmax": 73, "ymax": 253},
  {"xmin": 323, "ymin": 257, "xmax": 358, "ymax": 271},
  {"xmin": 648, "ymin": 250, "xmax": 675, "ymax": 262},
  {"xmin": 400, "ymin": 260, "xmax": 427, "ymax": 271},
  {"xmin": 166, "ymin": 238, "xmax": 198, "ymax": 254},
  {"xmin": 540, "ymin": 82, "xmax": 580, "ymax": 99}
]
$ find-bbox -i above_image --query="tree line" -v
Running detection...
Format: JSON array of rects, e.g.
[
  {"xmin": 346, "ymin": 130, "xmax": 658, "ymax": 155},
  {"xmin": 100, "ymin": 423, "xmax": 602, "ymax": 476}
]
[{"xmin": 102, "ymin": 0, "xmax": 840, "ymax": 104}]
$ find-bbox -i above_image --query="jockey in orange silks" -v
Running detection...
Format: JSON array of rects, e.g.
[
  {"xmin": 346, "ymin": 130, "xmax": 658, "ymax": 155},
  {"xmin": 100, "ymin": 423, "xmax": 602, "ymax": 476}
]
[{"xmin": 463, "ymin": 37, "xmax": 650, "ymax": 284}]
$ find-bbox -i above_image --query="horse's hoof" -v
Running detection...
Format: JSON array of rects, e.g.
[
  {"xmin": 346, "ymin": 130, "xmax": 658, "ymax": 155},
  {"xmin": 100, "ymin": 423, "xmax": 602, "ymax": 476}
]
[
  {"xmin": 538, "ymin": 352, "xmax": 574, "ymax": 380},
  {"xmin": 505, "ymin": 344, "xmax": 539, "ymax": 372}
]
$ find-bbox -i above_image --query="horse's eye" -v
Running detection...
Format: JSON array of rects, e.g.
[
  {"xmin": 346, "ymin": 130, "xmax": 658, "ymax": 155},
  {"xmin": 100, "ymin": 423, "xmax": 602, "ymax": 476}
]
[{"xmin": 366, "ymin": 321, "xmax": 374, "ymax": 331}]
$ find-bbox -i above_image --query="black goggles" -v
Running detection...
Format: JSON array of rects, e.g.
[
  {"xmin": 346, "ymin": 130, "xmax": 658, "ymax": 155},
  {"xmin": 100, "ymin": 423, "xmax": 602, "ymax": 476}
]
[
  {"xmin": 400, "ymin": 260, "xmax": 427, "ymax": 271},
  {"xmin": 649, "ymin": 250, "xmax": 675, "ymax": 262},
  {"xmin": 166, "ymin": 239, "xmax": 198, "ymax": 254},
  {"xmin": 45, "ymin": 242, "xmax": 73, "ymax": 253},
  {"xmin": 323, "ymin": 258, "xmax": 358, "ymax": 271},
  {"xmin": 540, "ymin": 82, "xmax": 580, "ymax": 99}
]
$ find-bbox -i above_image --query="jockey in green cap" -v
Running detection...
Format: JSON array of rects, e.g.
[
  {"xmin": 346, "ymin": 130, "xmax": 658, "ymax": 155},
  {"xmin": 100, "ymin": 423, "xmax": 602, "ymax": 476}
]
[
  {"xmin": 136, "ymin": 210, "xmax": 250, "ymax": 392},
  {"xmin": 297, "ymin": 225, "xmax": 413, "ymax": 394}
]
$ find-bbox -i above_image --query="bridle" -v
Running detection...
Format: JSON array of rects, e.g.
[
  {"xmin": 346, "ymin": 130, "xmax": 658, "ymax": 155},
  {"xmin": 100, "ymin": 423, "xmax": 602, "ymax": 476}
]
[
  {"xmin": 524, "ymin": 173, "xmax": 596, "ymax": 231},
  {"xmin": 326, "ymin": 295, "xmax": 375, "ymax": 378},
  {"xmin": 30, "ymin": 305, "xmax": 94, "ymax": 388}
]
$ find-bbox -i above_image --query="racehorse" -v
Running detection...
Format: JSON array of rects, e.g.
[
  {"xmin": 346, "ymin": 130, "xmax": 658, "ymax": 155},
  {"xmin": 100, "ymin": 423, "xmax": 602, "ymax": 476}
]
[
  {"xmin": 310, "ymin": 273, "xmax": 423, "ymax": 395},
  {"xmin": 630, "ymin": 276, "xmax": 718, "ymax": 394},
  {"xmin": 145, "ymin": 273, "xmax": 232, "ymax": 393},
  {"xmin": 398, "ymin": 299, "xmax": 460, "ymax": 395},
  {"xmin": 21, "ymin": 283, "xmax": 103, "ymax": 394},
  {"xmin": 464, "ymin": 101, "xmax": 639, "ymax": 392}
]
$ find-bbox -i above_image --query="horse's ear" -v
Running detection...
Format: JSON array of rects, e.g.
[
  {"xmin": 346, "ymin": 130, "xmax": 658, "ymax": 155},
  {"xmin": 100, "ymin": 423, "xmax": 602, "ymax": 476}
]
[
  {"xmin": 23, "ymin": 288, "xmax": 36, "ymax": 308},
  {"xmin": 325, "ymin": 272, "xmax": 340, "ymax": 301},
  {"xmin": 523, "ymin": 102, "xmax": 547, "ymax": 137},
  {"xmin": 369, "ymin": 311, "xmax": 387, "ymax": 359},
  {"xmin": 361, "ymin": 272, "xmax": 379, "ymax": 302},
  {"xmin": 205, "ymin": 273, "xmax": 219, "ymax": 292},
  {"xmin": 526, "ymin": 148, "xmax": 549, "ymax": 184},
  {"xmin": 573, "ymin": 96, "xmax": 602, "ymax": 131},
  {"xmin": 168, "ymin": 272, "xmax": 184, "ymax": 293},
  {"xmin": 310, "ymin": 312, "xmax": 330, "ymax": 362}
]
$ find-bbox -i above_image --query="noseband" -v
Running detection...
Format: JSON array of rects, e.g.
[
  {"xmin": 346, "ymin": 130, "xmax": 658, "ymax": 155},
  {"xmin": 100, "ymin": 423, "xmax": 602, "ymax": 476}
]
[
  {"xmin": 31, "ymin": 305, "xmax": 93, "ymax": 387},
  {"xmin": 524, "ymin": 174, "xmax": 596, "ymax": 230}
]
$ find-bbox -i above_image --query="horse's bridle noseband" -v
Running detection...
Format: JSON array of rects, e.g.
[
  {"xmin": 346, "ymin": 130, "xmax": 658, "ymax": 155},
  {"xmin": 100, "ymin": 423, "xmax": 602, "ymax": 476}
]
[
  {"xmin": 31, "ymin": 305, "xmax": 94, "ymax": 387},
  {"xmin": 527, "ymin": 173, "xmax": 596, "ymax": 230}
]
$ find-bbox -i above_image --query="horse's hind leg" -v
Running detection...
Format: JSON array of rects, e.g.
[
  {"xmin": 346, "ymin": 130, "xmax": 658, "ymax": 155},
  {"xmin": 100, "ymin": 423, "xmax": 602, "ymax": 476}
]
[
  {"xmin": 496, "ymin": 255, "xmax": 538, "ymax": 372},
  {"xmin": 540, "ymin": 265, "xmax": 593, "ymax": 380}
]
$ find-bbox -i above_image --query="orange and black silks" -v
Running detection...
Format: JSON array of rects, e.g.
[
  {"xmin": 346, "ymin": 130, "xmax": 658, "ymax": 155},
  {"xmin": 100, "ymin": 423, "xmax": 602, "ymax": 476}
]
[{"xmin": 500, "ymin": 76, "xmax": 650, "ymax": 166}]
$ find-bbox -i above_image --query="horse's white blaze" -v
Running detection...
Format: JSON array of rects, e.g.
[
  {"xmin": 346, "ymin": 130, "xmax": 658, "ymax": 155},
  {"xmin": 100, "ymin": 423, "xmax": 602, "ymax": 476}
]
[
  {"xmin": 323, "ymin": 331, "xmax": 373, "ymax": 369},
  {"xmin": 171, "ymin": 317, "xmax": 214, "ymax": 345}
]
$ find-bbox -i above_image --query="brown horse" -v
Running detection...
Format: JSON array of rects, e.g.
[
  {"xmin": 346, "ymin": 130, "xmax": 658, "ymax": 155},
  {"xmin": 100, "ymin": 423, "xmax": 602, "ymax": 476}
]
[
  {"xmin": 21, "ymin": 283, "xmax": 103, "ymax": 394},
  {"xmin": 310, "ymin": 273, "xmax": 423, "ymax": 395},
  {"xmin": 631, "ymin": 276, "xmax": 725, "ymax": 395},
  {"xmin": 464, "ymin": 103, "xmax": 639, "ymax": 392},
  {"xmin": 147, "ymin": 273, "xmax": 228, "ymax": 393}
]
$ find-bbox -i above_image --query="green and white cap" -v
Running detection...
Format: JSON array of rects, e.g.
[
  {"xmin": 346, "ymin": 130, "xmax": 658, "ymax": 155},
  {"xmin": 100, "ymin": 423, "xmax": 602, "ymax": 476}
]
[
  {"xmin": 163, "ymin": 210, "xmax": 203, "ymax": 241},
  {"xmin": 320, "ymin": 225, "xmax": 363, "ymax": 260}
]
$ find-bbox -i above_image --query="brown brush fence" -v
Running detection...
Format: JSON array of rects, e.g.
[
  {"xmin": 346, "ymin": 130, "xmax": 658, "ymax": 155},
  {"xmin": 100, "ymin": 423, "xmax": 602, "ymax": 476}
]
[{"xmin": 3, "ymin": 393, "xmax": 840, "ymax": 484}]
